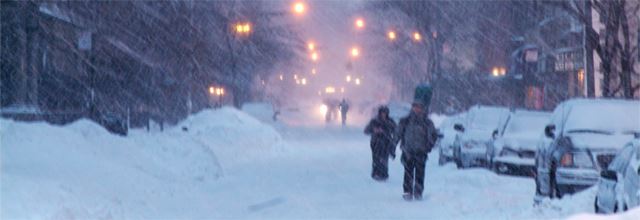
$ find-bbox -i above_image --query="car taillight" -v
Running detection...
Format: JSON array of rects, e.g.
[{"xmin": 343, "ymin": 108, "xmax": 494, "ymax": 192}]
[{"xmin": 560, "ymin": 153, "xmax": 573, "ymax": 167}]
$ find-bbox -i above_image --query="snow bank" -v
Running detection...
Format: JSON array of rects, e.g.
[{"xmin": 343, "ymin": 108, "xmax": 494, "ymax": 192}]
[
  {"xmin": 566, "ymin": 207, "xmax": 640, "ymax": 220},
  {"xmin": 176, "ymin": 107, "xmax": 285, "ymax": 167},
  {"xmin": 0, "ymin": 107, "xmax": 284, "ymax": 219}
]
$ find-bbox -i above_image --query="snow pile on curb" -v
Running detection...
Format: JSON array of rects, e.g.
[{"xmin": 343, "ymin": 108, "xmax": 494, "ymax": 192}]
[
  {"xmin": 566, "ymin": 207, "xmax": 640, "ymax": 220},
  {"xmin": 0, "ymin": 107, "xmax": 284, "ymax": 219},
  {"xmin": 176, "ymin": 107, "xmax": 285, "ymax": 167}
]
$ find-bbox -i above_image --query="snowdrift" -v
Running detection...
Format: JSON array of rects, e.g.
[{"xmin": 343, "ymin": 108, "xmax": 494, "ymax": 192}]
[{"xmin": 0, "ymin": 107, "xmax": 284, "ymax": 219}]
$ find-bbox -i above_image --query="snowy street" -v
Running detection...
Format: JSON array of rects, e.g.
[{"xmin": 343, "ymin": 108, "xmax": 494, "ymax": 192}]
[{"xmin": 204, "ymin": 123, "xmax": 538, "ymax": 219}]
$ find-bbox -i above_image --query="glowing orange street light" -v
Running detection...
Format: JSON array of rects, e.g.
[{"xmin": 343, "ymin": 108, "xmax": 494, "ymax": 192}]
[
  {"xmin": 346, "ymin": 75, "xmax": 352, "ymax": 82},
  {"xmin": 209, "ymin": 86, "xmax": 215, "ymax": 94},
  {"xmin": 355, "ymin": 18, "xmax": 365, "ymax": 29},
  {"xmin": 350, "ymin": 47, "xmax": 360, "ymax": 57},
  {"xmin": 293, "ymin": 2, "xmax": 305, "ymax": 15},
  {"xmin": 279, "ymin": 74, "xmax": 284, "ymax": 81},
  {"xmin": 311, "ymin": 68, "xmax": 317, "ymax": 75},
  {"xmin": 308, "ymin": 42, "xmax": 316, "ymax": 51},
  {"xmin": 301, "ymin": 78, "xmax": 307, "ymax": 85},
  {"xmin": 311, "ymin": 52, "xmax": 319, "ymax": 61},
  {"xmin": 388, "ymin": 31, "xmax": 396, "ymax": 40},
  {"xmin": 413, "ymin": 32, "xmax": 422, "ymax": 41},
  {"xmin": 355, "ymin": 78, "xmax": 361, "ymax": 85},
  {"xmin": 235, "ymin": 22, "xmax": 251, "ymax": 34}
]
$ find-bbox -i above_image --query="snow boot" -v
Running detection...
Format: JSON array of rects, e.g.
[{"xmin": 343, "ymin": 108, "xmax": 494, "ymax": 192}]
[{"xmin": 403, "ymin": 193, "xmax": 413, "ymax": 201}]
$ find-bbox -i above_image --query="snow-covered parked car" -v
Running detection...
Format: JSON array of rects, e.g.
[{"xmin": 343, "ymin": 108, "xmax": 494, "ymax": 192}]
[
  {"xmin": 487, "ymin": 110, "xmax": 551, "ymax": 176},
  {"xmin": 595, "ymin": 138, "xmax": 640, "ymax": 214},
  {"xmin": 452, "ymin": 105, "xmax": 510, "ymax": 169},
  {"xmin": 534, "ymin": 99, "xmax": 640, "ymax": 201},
  {"xmin": 438, "ymin": 112, "xmax": 466, "ymax": 165}
]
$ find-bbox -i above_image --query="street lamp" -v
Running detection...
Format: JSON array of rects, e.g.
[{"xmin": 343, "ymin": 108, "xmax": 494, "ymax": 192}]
[
  {"xmin": 350, "ymin": 47, "xmax": 360, "ymax": 58},
  {"xmin": 235, "ymin": 22, "xmax": 251, "ymax": 35},
  {"xmin": 388, "ymin": 31, "xmax": 396, "ymax": 40},
  {"xmin": 413, "ymin": 32, "xmax": 422, "ymax": 41},
  {"xmin": 355, "ymin": 18, "xmax": 365, "ymax": 29},
  {"xmin": 311, "ymin": 68, "xmax": 317, "ymax": 75},
  {"xmin": 308, "ymin": 42, "xmax": 315, "ymax": 51},
  {"xmin": 293, "ymin": 2, "xmax": 305, "ymax": 15},
  {"xmin": 355, "ymin": 78, "xmax": 361, "ymax": 85},
  {"xmin": 346, "ymin": 75, "xmax": 352, "ymax": 82},
  {"xmin": 311, "ymin": 52, "xmax": 319, "ymax": 61},
  {"xmin": 301, "ymin": 78, "xmax": 307, "ymax": 85}
]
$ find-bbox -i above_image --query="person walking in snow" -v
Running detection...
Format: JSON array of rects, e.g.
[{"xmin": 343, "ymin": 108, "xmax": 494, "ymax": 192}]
[
  {"xmin": 364, "ymin": 106, "xmax": 397, "ymax": 181},
  {"xmin": 339, "ymin": 99, "xmax": 349, "ymax": 126},
  {"xmin": 394, "ymin": 101, "xmax": 438, "ymax": 201}
]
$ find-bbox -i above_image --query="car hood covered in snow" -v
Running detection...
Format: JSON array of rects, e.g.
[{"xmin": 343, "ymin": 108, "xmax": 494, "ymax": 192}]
[{"xmin": 567, "ymin": 133, "xmax": 635, "ymax": 151}]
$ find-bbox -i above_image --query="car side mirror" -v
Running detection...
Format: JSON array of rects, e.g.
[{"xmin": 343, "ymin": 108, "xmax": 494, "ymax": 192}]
[
  {"xmin": 454, "ymin": 124, "xmax": 465, "ymax": 133},
  {"xmin": 492, "ymin": 129, "xmax": 499, "ymax": 139},
  {"xmin": 544, "ymin": 125, "xmax": 556, "ymax": 139},
  {"xmin": 600, "ymin": 170, "xmax": 617, "ymax": 182}
]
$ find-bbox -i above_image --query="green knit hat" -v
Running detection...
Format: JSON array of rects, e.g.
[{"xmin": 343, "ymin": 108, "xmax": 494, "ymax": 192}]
[{"xmin": 413, "ymin": 83, "xmax": 433, "ymax": 109}]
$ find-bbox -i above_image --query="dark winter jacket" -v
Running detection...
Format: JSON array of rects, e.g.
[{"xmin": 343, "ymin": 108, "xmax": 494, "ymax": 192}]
[
  {"xmin": 395, "ymin": 112, "xmax": 438, "ymax": 154},
  {"xmin": 364, "ymin": 117, "xmax": 397, "ymax": 150}
]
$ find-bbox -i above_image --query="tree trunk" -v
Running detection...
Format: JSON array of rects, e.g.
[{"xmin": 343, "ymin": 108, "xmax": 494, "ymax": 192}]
[{"xmin": 618, "ymin": 0, "xmax": 634, "ymax": 98}]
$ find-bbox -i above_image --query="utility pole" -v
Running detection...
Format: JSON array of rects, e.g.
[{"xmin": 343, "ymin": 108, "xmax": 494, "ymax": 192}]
[{"xmin": 583, "ymin": 0, "xmax": 595, "ymax": 97}]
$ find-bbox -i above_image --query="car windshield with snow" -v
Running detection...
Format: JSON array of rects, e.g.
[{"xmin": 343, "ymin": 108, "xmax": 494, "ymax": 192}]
[{"xmin": 488, "ymin": 110, "xmax": 552, "ymax": 176}]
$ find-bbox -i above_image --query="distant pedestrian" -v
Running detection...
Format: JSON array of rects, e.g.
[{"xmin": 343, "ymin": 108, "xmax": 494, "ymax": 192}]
[
  {"xmin": 394, "ymin": 101, "xmax": 438, "ymax": 201},
  {"xmin": 364, "ymin": 106, "xmax": 397, "ymax": 181},
  {"xmin": 339, "ymin": 99, "xmax": 349, "ymax": 126}
]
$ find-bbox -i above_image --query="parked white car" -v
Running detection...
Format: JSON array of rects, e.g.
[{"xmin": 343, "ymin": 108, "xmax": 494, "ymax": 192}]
[
  {"xmin": 595, "ymin": 139, "xmax": 640, "ymax": 214},
  {"xmin": 487, "ymin": 110, "xmax": 551, "ymax": 176},
  {"xmin": 534, "ymin": 99, "xmax": 640, "ymax": 202},
  {"xmin": 452, "ymin": 105, "xmax": 510, "ymax": 169},
  {"xmin": 438, "ymin": 113, "xmax": 466, "ymax": 165}
]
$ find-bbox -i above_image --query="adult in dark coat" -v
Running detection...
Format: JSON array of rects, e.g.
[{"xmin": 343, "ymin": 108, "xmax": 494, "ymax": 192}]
[
  {"xmin": 364, "ymin": 106, "xmax": 397, "ymax": 181},
  {"xmin": 394, "ymin": 102, "xmax": 438, "ymax": 201}
]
